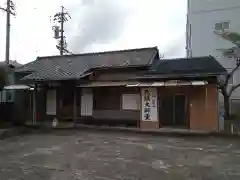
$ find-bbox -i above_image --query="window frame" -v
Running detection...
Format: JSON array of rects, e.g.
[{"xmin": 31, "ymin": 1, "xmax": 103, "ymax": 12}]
[
  {"xmin": 214, "ymin": 21, "xmax": 230, "ymax": 31},
  {"xmin": 93, "ymin": 87, "xmax": 121, "ymax": 110},
  {"xmin": 122, "ymin": 93, "xmax": 140, "ymax": 110},
  {"xmin": 222, "ymin": 21, "xmax": 230, "ymax": 30},
  {"xmin": 215, "ymin": 22, "xmax": 223, "ymax": 31}
]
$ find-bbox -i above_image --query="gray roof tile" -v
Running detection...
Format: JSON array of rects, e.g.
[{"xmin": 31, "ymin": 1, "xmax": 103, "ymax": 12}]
[
  {"xmin": 15, "ymin": 47, "xmax": 158, "ymax": 81},
  {"xmin": 149, "ymin": 56, "xmax": 227, "ymax": 76}
]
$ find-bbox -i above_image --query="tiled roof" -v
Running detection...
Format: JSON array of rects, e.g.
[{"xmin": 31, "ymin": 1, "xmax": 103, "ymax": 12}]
[
  {"xmin": 149, "ymin": 56, "xmax": 227, "ymax": 76},
  {"xmin": 15, "ymin": 47, "xmax": 158, "ymax": 81}
]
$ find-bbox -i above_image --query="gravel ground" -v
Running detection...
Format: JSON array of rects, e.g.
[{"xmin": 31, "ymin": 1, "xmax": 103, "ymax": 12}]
[{"xmin": 0, "ymin": 130, "xmax": 240, "ymax": 180}]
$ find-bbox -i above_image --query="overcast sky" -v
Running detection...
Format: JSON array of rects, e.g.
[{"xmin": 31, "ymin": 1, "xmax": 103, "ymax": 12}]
[{"xmin": 0, "ymin": 0, "xmax": 187, "ymax": 64}]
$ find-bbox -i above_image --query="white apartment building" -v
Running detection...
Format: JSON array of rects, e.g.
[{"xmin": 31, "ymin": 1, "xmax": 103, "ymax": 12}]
[{"xmin": 186, "ymin": 0, "xmax": 240, "ymax": 112}]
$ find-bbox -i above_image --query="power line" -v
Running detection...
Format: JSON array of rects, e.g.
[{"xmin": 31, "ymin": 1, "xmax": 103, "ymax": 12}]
[
  {"xmin": 0, "ymin": 0, "xmax": 16, "ymax": 64},
  {"xmin": 52, "ymin": 6, "xmax": 72, "ymax": 56}
]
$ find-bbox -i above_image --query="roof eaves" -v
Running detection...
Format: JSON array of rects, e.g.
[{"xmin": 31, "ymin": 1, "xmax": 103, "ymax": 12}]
[
  {"xmin": 148, "ymin": 69, "xmax": 227, "ymax": 75},
  {"xmin": 21, "ymin": 70, "xmax": 92, "ymax": 82},
  {"xmin": 159, "ymin": 55, "xmax": 213, "ymax": 61},
  {"xmin": 133, "ymin": 72, "xmax": 226, "ymax": 80}
]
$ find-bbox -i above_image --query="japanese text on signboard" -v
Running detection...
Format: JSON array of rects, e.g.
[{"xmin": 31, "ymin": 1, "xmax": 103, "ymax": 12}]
[{"xmin": 143, "ymin": 89, "xmax": 151, "ymax": 120}]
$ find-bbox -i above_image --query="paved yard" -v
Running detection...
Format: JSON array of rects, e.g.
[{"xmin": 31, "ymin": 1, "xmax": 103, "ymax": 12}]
[{"xmin": 0, "ymin": 130, "xmax": 240, "ymax": 180}]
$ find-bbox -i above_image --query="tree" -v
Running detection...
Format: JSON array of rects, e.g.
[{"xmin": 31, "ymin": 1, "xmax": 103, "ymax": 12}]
[{"xmin": 214, "ymin": 31, "xmax": 240, "ymax": 118}]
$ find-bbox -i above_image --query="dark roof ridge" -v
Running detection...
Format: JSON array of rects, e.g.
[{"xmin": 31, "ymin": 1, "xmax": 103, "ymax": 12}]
[
  {"xmin": 149, "ymin": 55, "xmax": 227, "ymax": 76},
  {"xmin": 159, "ymin": 55, "xmax": 214, "ymax": 61},
  {"xmin": 37, "ymin": 46, "xmax": 158, "ymax": 60}
]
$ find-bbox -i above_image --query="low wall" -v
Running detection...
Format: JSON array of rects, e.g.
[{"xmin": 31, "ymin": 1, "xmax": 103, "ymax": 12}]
[{"xmin": 92, "ymin": 110, "xmax": 140, "ymax": 120}]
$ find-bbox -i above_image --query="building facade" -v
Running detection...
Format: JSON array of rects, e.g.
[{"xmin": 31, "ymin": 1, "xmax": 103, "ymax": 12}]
[
  {"xmin": 14, "ymin": 47, "xmax": 226, "ymax": 131},
  {"xmin": 186, "ymin": 0, "xmax": 240, "ymax": 112}
]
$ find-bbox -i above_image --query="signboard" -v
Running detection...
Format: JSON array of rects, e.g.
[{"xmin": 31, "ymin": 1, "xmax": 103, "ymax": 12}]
[{"xmin": 141, "ymin": 88, "xmax": 158, "ymax": 121}]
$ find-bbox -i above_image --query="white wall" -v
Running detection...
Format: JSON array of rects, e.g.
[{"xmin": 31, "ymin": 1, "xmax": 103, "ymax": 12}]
[
  {"xmin": 188, "ymin": 0, "xmax": 240, "ymax": 99},
  {"xmin": 189, "ymin": 0, "xmax": 240, "ymax": 13}
]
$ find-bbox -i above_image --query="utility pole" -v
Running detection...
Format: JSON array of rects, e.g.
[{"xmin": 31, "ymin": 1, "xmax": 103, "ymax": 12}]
[
  {"xmin": 0, "ymin": 0, "xmax": 16, "ymax": 64},
  {"xmin": 52, "ymin": 6, "xmax": 72, "ymax": 56},
  {"xmin": 60, "ymin": 6, "xmax": 64, "ymax": 56}
]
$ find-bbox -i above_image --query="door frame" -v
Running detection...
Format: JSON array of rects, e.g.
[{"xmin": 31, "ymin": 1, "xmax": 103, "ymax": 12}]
[
  {"xmin": 158, "ymin": 93, "xmax": 189, "ymax": 128},
  {"xmin": 174, "ymin": 94, "xmax": 189, "ymax": 128}
]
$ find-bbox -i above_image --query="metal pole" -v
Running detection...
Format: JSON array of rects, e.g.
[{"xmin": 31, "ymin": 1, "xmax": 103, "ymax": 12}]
[
  {"xmin": 60, "ymin": 6, "xmax": 64, "ymax": 56},
  {"xmin": 5, "ymin": 0, "xmax": 10, "ymax": 64}
]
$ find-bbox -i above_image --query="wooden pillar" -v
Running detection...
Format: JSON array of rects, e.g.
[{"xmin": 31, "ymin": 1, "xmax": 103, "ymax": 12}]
[
  {"xmin": 205, "ymin": 86, "xmax": 208, "ymax": 122},
  {"xmin": 32, "ymin": 84, "xmax": 37, "ymax": 125},
  {"xmin": 73, "ymin": 88, "xmax": 77, "ymax": 125}
]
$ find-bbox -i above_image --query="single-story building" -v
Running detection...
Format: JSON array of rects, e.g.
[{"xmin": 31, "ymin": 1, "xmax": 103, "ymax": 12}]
[{"xmin": 14, "ymin": 47, "xmax": 227, "ymax": 131}]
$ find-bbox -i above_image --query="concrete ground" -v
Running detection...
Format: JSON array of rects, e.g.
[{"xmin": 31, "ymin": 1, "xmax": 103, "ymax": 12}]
[{"xmin": 0, "ymin": 130, "xmax": 240, "ymax": 180}]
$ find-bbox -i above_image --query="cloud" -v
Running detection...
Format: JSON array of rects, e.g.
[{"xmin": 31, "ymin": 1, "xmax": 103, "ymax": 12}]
[
  {"xmin": 0, "ymin": 0, "xmax": 187, "ymax": 63},
  {"xmin": 68, "ymin": 0, "xmax": 132, "ymax": 53},
  {"xmin": 163, "ymin": 35, "xmax": 186, "ymax": 58}
]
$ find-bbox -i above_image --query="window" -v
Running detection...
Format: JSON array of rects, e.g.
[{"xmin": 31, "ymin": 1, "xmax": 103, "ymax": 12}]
[
  {"xmin": 215, "ymin": 22, "xmax": 223, "ymax": 31},
  {"xmin": 93, "ymin": 87, "xmax": 120, "ymax": 110},
  {"xmin": 214, "ymin": 21, "xmax": 230, "ymax": 31},
  {"xmin": 228, "ymin": 68, "xmax": 240, "ymax": 85},
  {"xmin": 223, "ymin": 21, "xmax": 230, "ymax": 29},
  {"xmin": 229, "ymin": 75, "xmax": 234, "ymax": 85},
  {"xmin": 122, "ymin": 94, "xmax": 140, "ymax": 110},
  {"xmin": 230, "ymin": 99, "xmax": 240, "ymax": 114}
]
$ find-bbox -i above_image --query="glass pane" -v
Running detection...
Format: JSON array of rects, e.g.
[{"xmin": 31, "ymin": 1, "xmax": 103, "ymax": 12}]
[
  {"xmin": 215, "ymin": 23, "xmax": 223, "ymax": 30},
  {"xmin": 223, "ymin": 21, "xmax": 230, "ymax": 29}
]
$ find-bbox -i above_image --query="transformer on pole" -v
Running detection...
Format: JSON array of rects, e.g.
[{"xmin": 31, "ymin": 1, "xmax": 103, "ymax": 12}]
[{"xmin": 52, "ymin": 6, "xmax": 72, "ymax": 55}]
